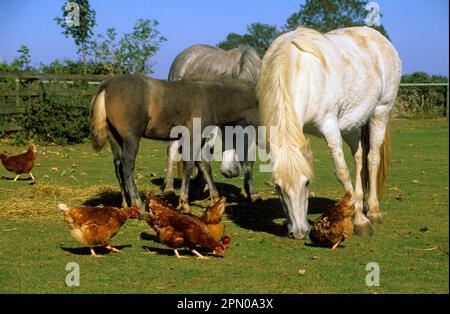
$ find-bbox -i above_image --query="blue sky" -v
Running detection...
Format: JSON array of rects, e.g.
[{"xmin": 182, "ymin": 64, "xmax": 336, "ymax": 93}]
[{"xmin": 0, "ymin": 0, "xmax": 448, "ymax": 78}]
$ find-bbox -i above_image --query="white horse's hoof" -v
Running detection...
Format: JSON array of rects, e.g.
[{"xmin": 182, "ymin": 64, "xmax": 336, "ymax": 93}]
[
  {"xmin": 353, "ymin": 220, "xmax": 374, "ymax": 236},
  {"xmin": 367, "ymin": 212, "xmax": 383, "ymax": 224},
  {"xmin": 162, "ymin": 188, "xmax": 176, "ymax": 197},
  {"xmin": 249, "ymin": 193, "xmax": 262, "ymax": 203}
]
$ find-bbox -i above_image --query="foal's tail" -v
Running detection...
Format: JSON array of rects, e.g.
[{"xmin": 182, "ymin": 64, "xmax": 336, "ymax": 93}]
[
  {"xmin": 361, "ymin": 119, "xmax": 392, "ymax": 199},
  {"xmin": 89, "ymin": 83, "xmax": 109, "ymax": 152}
]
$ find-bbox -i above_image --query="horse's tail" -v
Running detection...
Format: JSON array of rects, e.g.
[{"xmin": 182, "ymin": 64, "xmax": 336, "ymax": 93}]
[
  {"xmin": 89, "ymin": 83, "xmax": 109, "ymax": 152},
  {"xmin": 361, "ymin": 119, "xmax": 391, "ymax": 199},
  {"xmin": 257, "ymin": 37, "xmax": 314, "ymax": 188}
]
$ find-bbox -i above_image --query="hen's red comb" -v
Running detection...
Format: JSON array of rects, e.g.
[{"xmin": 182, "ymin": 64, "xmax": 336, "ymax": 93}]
[{"xmin": 222, "ymin": 236, "xmax": 231, "ymax": 248}]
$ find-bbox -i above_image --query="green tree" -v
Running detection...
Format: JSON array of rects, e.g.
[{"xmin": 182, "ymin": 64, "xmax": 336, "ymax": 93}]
[
  {"xmin": 55, "ymin": 0, "xmax": 96, "ymax": 75},
  {"xmin": 91, "ymin": 19, "xmax": 166, "ymax": 75},
  {"xmin": 217, "ymin": 23, "xmax": 279, "ymax": 57},
  {"xmin": 90, "ymin": 28, "xmax": 119, "ymax": 74},
  {"xmin": 283, "ymin": 0, "xmax": 389, "ymax": 39},
  {"xmin": 11, "ymin": 45, "xmax": 32, "ymax": 72}
]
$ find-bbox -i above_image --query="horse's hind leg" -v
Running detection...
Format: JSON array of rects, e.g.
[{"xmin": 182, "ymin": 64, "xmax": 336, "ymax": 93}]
[
  {"xmin": 178, "ymin": 160, "xmax": 194, "ymax": 213},
  {"xmin": 122, "ymin": 137, "xmax": 143, "ymax": 212},
  {"xmin": 163, "ymin": 140, "xmax": 179, "ymax": 196},
  {"xmin": 343, "ymin": 131, "xmax": 373, "ymax": 236},
  {"xmin": 109, "ymin": 138, "xmax": 128, "ymax": 208},
  {"xmin": 195, "ymin": 160, "xmax": 219, "ymax": 204},
  {"xmin": 366, "ymin": 110, "xmax": 390, "ymax": 224},
  {"xmin": 243, "ymin": 160, "xmax": 261, "ymax": 203}
]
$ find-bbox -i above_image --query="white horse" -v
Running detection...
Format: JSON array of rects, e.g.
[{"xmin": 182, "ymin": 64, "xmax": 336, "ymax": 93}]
[{"xmin": 257, "ymin": 26, "xmax": 402, "ymax": 239}]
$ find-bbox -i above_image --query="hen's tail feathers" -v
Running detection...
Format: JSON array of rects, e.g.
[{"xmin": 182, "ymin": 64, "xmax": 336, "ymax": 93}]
[
  {"xmin": 202, "ymin": 197, "xmax": 226, "ymax": 224},
  {"xmin": 142, "ymin": 211, "xmax": 155, "ymax": 225},
  {"xmin": 58, "ymin": 203, "xmax": 70, "ymax": 211},
  {"xmin": 145, "ymin": 190, "xmax": 173, "ymax": 215},
  {"xmin": 335, "ymin": 193, "xmax": 354, "ymax": 218}
]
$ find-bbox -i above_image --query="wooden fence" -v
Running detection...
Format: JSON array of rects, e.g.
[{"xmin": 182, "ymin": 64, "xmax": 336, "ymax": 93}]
[
  {"xmin": 399, "ymin": 82, "xmax": 449, "ymax": 118},
  {"xmin": 0, "ymin": 72, "xmax": 448, "ymax": 133}
]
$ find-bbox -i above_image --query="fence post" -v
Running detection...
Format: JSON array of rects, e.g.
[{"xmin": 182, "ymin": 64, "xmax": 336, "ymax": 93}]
[
  {"xmin": 15, "ymin": 76, "xmax": 20, "ymax": 107},
  {"xmin": 446, "ymin": 84, "xmax": 449, "ymax": 119}
]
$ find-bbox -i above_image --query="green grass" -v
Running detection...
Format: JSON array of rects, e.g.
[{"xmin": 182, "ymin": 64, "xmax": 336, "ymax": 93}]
[{"xmin": 0, "ymin": 119, "xmax": 448, "ymax": 293}]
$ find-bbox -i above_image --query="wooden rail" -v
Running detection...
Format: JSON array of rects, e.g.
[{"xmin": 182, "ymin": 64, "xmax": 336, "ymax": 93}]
[
  {"xmin": 399, "ymin": 82, "xmax": 449, "ymax": 118},
  {"xmin": 0, "ymin": 73, "xmax": 448, "ymax": 133},
  {"xmin": 0, "ymin": 72, "xmax": 109, "ymax": 132}
]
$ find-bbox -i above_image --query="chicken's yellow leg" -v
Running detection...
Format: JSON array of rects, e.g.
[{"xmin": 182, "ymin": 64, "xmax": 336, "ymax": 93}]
[
  {"xmin": 174, "ymin": 249, "xmax": 187, "ymax": 259},
  {"xmin": 106, "ymin": 245, "xmax": 122, "ymax": 253},
  {"xmin": 331, "ymin": 240, "xmax": 342, "ymax": 250},
  {"xmin": 29, "ymin": 172, "xmax": 35, "ymax": 181},
  {"xmin": 90, "ymin": 247, "xmax": 101, "ymax": 257},
  {"xmin": 13, "ymin": 174, "xmax": 20, "ymax": 181},
  {"xmin": 191, "ymin": 249, "xmax": 211, "ymax": 259}
]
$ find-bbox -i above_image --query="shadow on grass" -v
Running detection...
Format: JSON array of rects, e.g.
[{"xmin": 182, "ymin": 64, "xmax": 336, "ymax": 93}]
[
  {"xmin": 60, "ymin": 244, "xmax": 132, "ymax": 256},
  {"xmin": 82, "ymin": 190, "xmax": 147, "ymax": 207},
  {"xmin": 142, "ymin": 245, "xmax": 185, "ymax": 257},
  {"xmin": 140, "ymin": 232, "xmax": 219, "ymax": 257},
  {"xmin": 1, "ymin": 176, "xmax": 33, "ymax": 181},
  {"xmin": 226, "ymin": 196, "xmax": 337, "ymax": 237},
  {"xmin": 142, "ymin": 245, "xmax": 221, "ymax": 258},
  {"xmin": 82, "ymin": 177, "xmax": 249, "ymax": 209},
  {"xmin": 150, "ymin": 177, "xmax": 247, "ymax": 203},
  {"xmin": 304, "ymin": 242, "xmax": 347, "ymax": 249},
  {"xmin": 140, "ymin": 231, "xmax": 158, "ymax": 242}
]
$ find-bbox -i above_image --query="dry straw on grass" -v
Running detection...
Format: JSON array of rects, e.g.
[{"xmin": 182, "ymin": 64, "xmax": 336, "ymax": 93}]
[{"xmin": 0, "ymin": 183, "xmax": 121, "ymax": 221}]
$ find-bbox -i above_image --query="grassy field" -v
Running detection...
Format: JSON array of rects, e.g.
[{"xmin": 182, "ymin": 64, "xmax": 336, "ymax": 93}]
[{"xmin": 0, "ymin": 119, "xmax": 448, "ymax": 294}]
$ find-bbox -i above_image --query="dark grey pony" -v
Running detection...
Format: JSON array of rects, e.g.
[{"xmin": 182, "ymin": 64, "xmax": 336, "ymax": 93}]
[
  {"xmin": 89, "ymin": 74, "xmax": 259, "ymax": 214},
  {"xmin": 163, "ymin": 44, "xmax": 262, "ymax": 202}
]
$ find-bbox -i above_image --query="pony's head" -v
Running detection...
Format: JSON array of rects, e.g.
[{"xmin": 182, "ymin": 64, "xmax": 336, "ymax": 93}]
[
  {"xmin": 219, "ymin": 148, "xmax": 241, "ymax": 178},
  {"xmin": 272, "ymin": 142, "xmax": 314, "ymax": 240}
]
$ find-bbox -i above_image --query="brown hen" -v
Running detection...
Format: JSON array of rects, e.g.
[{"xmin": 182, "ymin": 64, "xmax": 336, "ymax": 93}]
[
  {"xmin": 143, "ymin": 191, "xmax": 230, "ymax": 259},
  {"xmin": 0, "ymin": 143, "xmax": 37, "ymax": 181},
  {"xmin": 309, "ymin": 193, "xmax": 354, "ymax": 249},
  {"xmin": 200, "ymin": 196, "xmax": 227, "ymax": 243},
  {"xmin": 59, "ymin": 203, "xmax": 138, "ymax": 257}
]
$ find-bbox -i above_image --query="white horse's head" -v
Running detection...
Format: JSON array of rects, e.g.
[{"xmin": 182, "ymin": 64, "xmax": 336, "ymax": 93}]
[
  {"xmin": 272, "ymin": 143, "xmax": 314, "ymax": 240},
  {"xmin": 274, "ymin": 175, "xmax": 311, "ymax": 239}
]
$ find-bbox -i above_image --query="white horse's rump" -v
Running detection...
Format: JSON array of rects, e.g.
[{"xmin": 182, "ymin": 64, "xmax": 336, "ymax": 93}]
[{"xmin": 257, "ymin": 26, "xmax": 401, "ymax": 239}]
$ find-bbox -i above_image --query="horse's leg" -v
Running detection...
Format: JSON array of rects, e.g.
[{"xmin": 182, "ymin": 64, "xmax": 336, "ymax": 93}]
[
  {"xmin": 163, "ymin": 140, "xmax": 179, "ymax": 196},
  {"xmin": 178, "ymin": 135, "xmax": 205, "ymax": 212},
  {"xmin": 109, "ymin": 138, "xmax": 128, "ymax": 208},
  {"xmin": 343, "ymin": 131, "xmax": 373, "ymax": 236},
  {"xmin": 122, "ymin": 136, "xmax": 142, "ymax": 212},
  {"xmin": 195, "ymin": 160, "xmax": 219, "ymax": 203},
  {"xmin": 178, "ymin": 160, "xmax": 194, "ymax": 213},
  {"xmin": 191, "ymin": 162, "xmax": 208, "ymax": 193},
  {"xmin": 321, "ymin": 120, "xmax": 355, "ymax": 200},
  {"xmin": 243, "ymin": 160, "xmax": 261, "ymax": 202},
  {"xmin": 366, "ymin": 111, "xmax": 390, "ymax": 224}
]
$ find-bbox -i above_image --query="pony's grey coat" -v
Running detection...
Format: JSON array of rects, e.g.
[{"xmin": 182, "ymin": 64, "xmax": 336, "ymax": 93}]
[
  {"xmin": 168, "ymin": 44, "xmax": 261, "ymax": 84},
  {"xmin": 163, "ymin": 44, "xmax": 262, "ymax": 204}
]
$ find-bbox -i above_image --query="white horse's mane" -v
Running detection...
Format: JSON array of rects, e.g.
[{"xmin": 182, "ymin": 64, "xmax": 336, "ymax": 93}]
[{"xmin": 257, "ymin": 31, "xmax": 315, "ymax": 188}]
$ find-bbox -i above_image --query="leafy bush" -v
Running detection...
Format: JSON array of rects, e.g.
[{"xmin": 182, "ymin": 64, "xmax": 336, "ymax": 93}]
[
  {"xmin": 394, "ymin": 72, "xmax": 448, "ymax": 118},
  {"xmin": 20, "ymin": 92, "xmax": 91, "ymax": 145}
]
